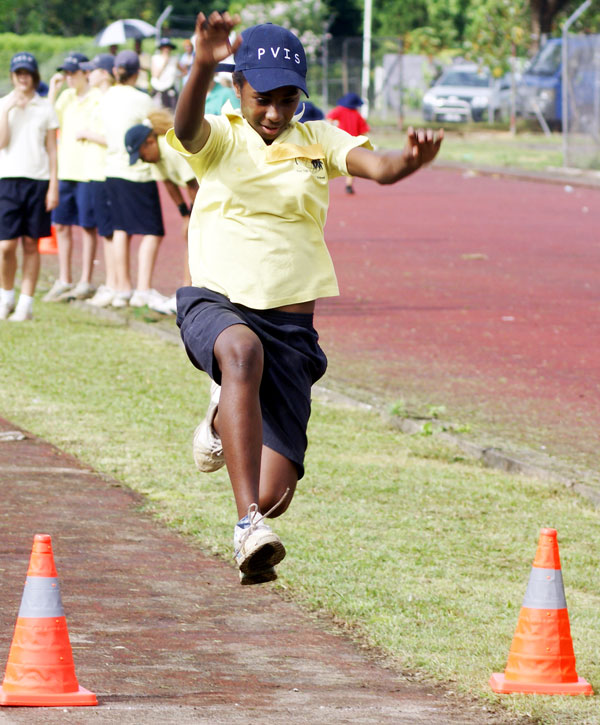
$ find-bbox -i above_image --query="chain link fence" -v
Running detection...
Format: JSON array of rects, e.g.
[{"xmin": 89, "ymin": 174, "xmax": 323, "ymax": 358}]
[
  {"xmin": 307, "ymin": 36, "xmax": 436, "ymax": 123},
  {"xmin": 564, "ymin": 33, "xmax": 600, "ymax": 169}
]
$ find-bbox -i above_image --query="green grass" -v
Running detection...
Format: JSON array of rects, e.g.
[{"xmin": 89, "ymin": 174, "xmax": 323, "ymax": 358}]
[
  {"xmin": 369, "ymin": 117, "xmax": 565, "ymax": 171},
  {"xmin": 1, "ymin": 301, "xmax": 599, "ymax": 724}
]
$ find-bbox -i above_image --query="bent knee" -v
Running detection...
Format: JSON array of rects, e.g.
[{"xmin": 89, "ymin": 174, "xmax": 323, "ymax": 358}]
[{"xmin": 215, "ymin": 325, "xmax": 264, "ymax": 380}]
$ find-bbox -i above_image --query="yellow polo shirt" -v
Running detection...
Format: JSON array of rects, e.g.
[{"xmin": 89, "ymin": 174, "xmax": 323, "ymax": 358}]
[
  {"xmin": 55, "ymin": 87, "xmax": 100, "ymax": 182},
  {"xmin": 152, "ymin": 135, "xmax": 195, "ymax": 187},
  {"xmin": 101, "ymin": 85, "xmax": 154, "ymax": 182},
  {"xmin": 167, "ymin": 107, "xmax": 371, "ymax": 309},
  {"xmin": 83, "ymin": 89, "xmax": 107, "ymax": 182}
]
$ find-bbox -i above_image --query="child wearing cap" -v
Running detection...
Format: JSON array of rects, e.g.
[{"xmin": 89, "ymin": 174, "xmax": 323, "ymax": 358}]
[
  {"xmin": 171, "ymin": 13, "xmax": 443, "ymax": 585},
  {"xmin": 101, "ymin": 49, "xmax": 167, "ymax": 310},
  {"xmin": 46, "ymin": 53, "xmax": 99, "ymax": 302},
  {"xmin": 124, "ymin": 110, "xmax": 199, "ymax": 314},
  {"xmin": 0, "ymin": 52, "xmax": 59, "ymax": 321},
  {"xmin": 326, "ymin": 92, "xmax": 370, "ymax": 195},
  {"xmin": 151, "ymin": 38, "xmax": 179, "ymax": 110}
]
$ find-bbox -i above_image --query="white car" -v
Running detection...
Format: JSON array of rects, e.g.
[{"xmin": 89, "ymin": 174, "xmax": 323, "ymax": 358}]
[{"xmin": 423, "ymin": 64, "xmax": 496, "ymax": 123}]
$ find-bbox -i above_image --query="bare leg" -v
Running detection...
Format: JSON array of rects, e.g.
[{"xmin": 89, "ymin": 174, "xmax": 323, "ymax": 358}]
[
  {"xmin": 102, "ymin": 235, "xmax": 117, "ymax": 289},
  {"xmin": 79, "ymin": 226, "xmax": 97, "ymax": 285},
  {"xmin": 0, "ymin": 239, "xmax": 18, "ymax": 290},
  {"xmin": 20, "ymin": 236, "xmax": 41, "ymax": 296},
  {"xmin": 213, "ymin": 324, "xmax": 298, "ymax": 519},
  {"xmin": 136, "ymin": 234, "xmax": 162, "ymax": 291},
  {"xmin": 54, "ymin": 223, "xmax": 73, "ymax": 283},
  {"xmin": 112, "ymin": 230, "xmax": 132, "ymax": 292}
]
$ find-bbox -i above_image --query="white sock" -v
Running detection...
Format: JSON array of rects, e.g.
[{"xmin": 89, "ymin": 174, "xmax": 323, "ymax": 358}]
[
  {"xmin": 15, "ymin": 293, "xmax": 33, "ymax": 314},
  {"xmin": 1, "ymin": 288, "xmax": 15, "ymax": 305}
]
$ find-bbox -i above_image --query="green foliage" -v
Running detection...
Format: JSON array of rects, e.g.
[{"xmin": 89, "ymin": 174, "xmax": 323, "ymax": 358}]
[
  {"xmin": 462, "ymin": 0, "xmax": 530, "ymax": 75},
  {"xmin": 0, "ymin": 0, "xmax": 161, "ymax": 36}
]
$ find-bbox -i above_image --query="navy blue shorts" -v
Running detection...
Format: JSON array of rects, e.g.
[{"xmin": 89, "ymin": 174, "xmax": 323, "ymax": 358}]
[
  {"xmin": 176, "ymin": 287, "xmax": 328, "ymax": 478},
  {"xmin": 105, "ymin": 177, "xmax": 164, "ymax": 236},
  {"xmin": 0, "ymin": 178, "xmax": 51, "ymax": 240},
  {"xmin": 52, "ymin": 180, "xmax": 96, "ymax": 227},
  {"xmin": 89, "ymin": 181, "xmax": 113, "ymax": 238}
]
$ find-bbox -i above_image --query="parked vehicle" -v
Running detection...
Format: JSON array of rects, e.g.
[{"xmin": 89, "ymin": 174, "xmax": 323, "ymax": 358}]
[
  {"xmin": 518, "ymin": 36, "xmax": 599, "ymax": 130},
  {"xmin": 422, "ymin": 63, "xmax": 497, "ymax": 123}
]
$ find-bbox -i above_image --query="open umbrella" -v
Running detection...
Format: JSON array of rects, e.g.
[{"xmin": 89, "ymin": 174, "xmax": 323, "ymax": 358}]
[{"xmin": 95, "ymin": 19, "xmax": 157, "ymax": 46}]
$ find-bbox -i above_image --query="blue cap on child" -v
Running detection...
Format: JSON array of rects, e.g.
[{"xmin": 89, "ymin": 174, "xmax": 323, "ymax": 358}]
[
  {"xmin": 337, "ymin": 92, "xmax": 364, "ymax": 109},
  {"xmin": 10, "ymin": 52, "xmax": 38, "ymax": 74},
  {"xmin": 124, "ymin": 124, "xmax": 153, "ymax": 165},
  {"xmin": 217, "ymin": 23, "xmax": 308, "ymax": 97}
]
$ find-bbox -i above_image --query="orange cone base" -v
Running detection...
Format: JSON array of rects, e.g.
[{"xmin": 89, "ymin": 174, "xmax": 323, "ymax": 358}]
[
  {"xmin": 489, "ymin": 673, "xmax": 593, "ymax": 696},
  {"xmin": 0, "ymin": 685, "xmax": 97, "ymax": 707}
]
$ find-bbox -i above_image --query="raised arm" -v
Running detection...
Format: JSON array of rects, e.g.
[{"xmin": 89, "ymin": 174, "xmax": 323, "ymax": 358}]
[
  {"xmin": 174, "ymin": 11, "xmax": 241, "ymax": 153},
  {"xmin": 346, "ymin": 126, "xmax": 444, "ymax": 185}
]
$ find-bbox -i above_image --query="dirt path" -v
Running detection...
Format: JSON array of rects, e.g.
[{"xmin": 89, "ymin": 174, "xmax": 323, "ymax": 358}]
[{"xmin": 0, "ymin": 417, "xmax": 514, "ymax": 724}]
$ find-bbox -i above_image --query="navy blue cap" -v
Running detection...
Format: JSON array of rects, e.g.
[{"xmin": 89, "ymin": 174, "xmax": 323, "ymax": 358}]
[
  {"xmin": 10, "ymin": 52, "xmax": 38, "ymax": 74},
  {"xmin": 337, "ymin": 92, "xmax": 364, "ymax": 109},
  {"xmin": 80, "ymin": 54, "xmax": 115, "ymax": 73},
  {"xmin": 114, "ymin": 50, "xmax": 140, "ymax": 74},
  {"xmin": 217, "ymin": 24, "xmax": 308, "ymax": 97},
  {"xmin": 125, "ymin": 124, "xmax": 153, "ymax": 165},
  {"xmin": 58, "ymin": 52, "xmax": 88, "ymax": 72},
  {"xmin": 158, "ymin": 38, "xmax": 176, "ymax": 49}
]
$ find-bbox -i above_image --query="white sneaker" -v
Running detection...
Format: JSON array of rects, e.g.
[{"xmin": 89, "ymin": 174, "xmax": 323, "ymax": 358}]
[
  {"xmin": 66, "ymin": 281, "xmax": 96, "ymax": 300},
  {"xmin": 0, "ymin": 301, "xmax": 15, "ymax": 320},
  {"xmin": 192, "ymin": 381, "xmax": 225, "ymax": 472},
  {"xmin": 43, "ymin": 279, "xmax": 73, "ymax": 302},
  {"xmin": 86, "ymin": 285, "xmax": 115, "ymax": 308},
  {"xmin": 150, "ymin": 294, "xmax": 177, "ymax": 315},
  {"xmin": 111, "ymin": 291, "xmax": 132, "ymax": 308},
  {"xmin": 130, "ymin": 289, "xmax": 168, "ymax": 309},
  {"xmin": 234, "ymin": 503, "xmax": 286, "ymax": 577},
  {"xmin": 8, "ymin": 307, "xmax": 33, "ymax": 322}
]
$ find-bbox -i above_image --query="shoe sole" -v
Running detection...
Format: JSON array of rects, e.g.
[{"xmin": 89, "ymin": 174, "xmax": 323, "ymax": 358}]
[
  {"xmin": 238, "ymin": 533, "xmax": 286, "ymax": 575},
  {"xmin": 240, "ymin": 566, "xmax": 277, "ymax": 585}
]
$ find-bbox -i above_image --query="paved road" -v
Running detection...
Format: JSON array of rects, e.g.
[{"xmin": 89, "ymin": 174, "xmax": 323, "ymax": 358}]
[{"xmin": 0, "ymin": 418, "xmax": 511, "ymax": 723}]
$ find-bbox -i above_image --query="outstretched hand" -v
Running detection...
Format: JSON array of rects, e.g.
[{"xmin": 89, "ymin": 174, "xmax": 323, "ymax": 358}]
[
  {"xmin": 193, "ymin": 11, "xmax": 242, "ymax": 67},
  {"xmin": 403, "ymin": 126, "xmax": 444, "ymax": 169}
]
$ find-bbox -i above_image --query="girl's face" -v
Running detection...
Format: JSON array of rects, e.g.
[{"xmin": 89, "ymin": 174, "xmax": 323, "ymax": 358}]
[
  {"xmin": 65, "ymin": 69, "xmax": 87, "ymax": 91},
  {"xmin": 139, "ymin": 133, "xmax": 160, "ymax": 163},
  {"xmin": 235, "ymin": 80, "xmax": 300, "ymax": 144},
  {"xmin": 11, "ymin": 69, "xmax": 35, "ymax": 93}
]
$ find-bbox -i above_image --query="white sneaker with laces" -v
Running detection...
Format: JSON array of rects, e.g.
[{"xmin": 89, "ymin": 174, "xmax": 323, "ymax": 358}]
[
  {"xmin": 43, "ymin": 280, "xmax": 73, "ymax": 302},
  {"xmin": 86, "ymin": 285, "xmax": 115, "ymax": 308},
  {"xmin": 234, "ymin": 503, "xmax": 286, "ymax": 577},
  {"xmin": 192, "ymin": 381, "xmax": 225, "ymax": 472}
]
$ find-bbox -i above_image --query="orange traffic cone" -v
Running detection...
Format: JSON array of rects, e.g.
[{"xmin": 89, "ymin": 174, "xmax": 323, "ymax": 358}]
[
  {"xmin": 490, "ymin": 527, "xmax": 592, "ymax": 695},
  {"xmin": 0, "ymin": 534, "xmax": 97, "ymax": 707},
  {"xmin": 38, "ymin": 226, "xmax": 58, "ymax": 255}
]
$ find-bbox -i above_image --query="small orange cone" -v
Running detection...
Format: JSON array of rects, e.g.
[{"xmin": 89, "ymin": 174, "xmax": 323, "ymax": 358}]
[
  {"xmin": 490, "ymin": 527, "xmax": 592, "ymax": 695},
  {"xmin": 38, "ymin": 226, "xmax": 58, "ymax": 255},
  {"xmin": 0, "ymin": 534, "xmax": 97, "ymax": 707}
]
